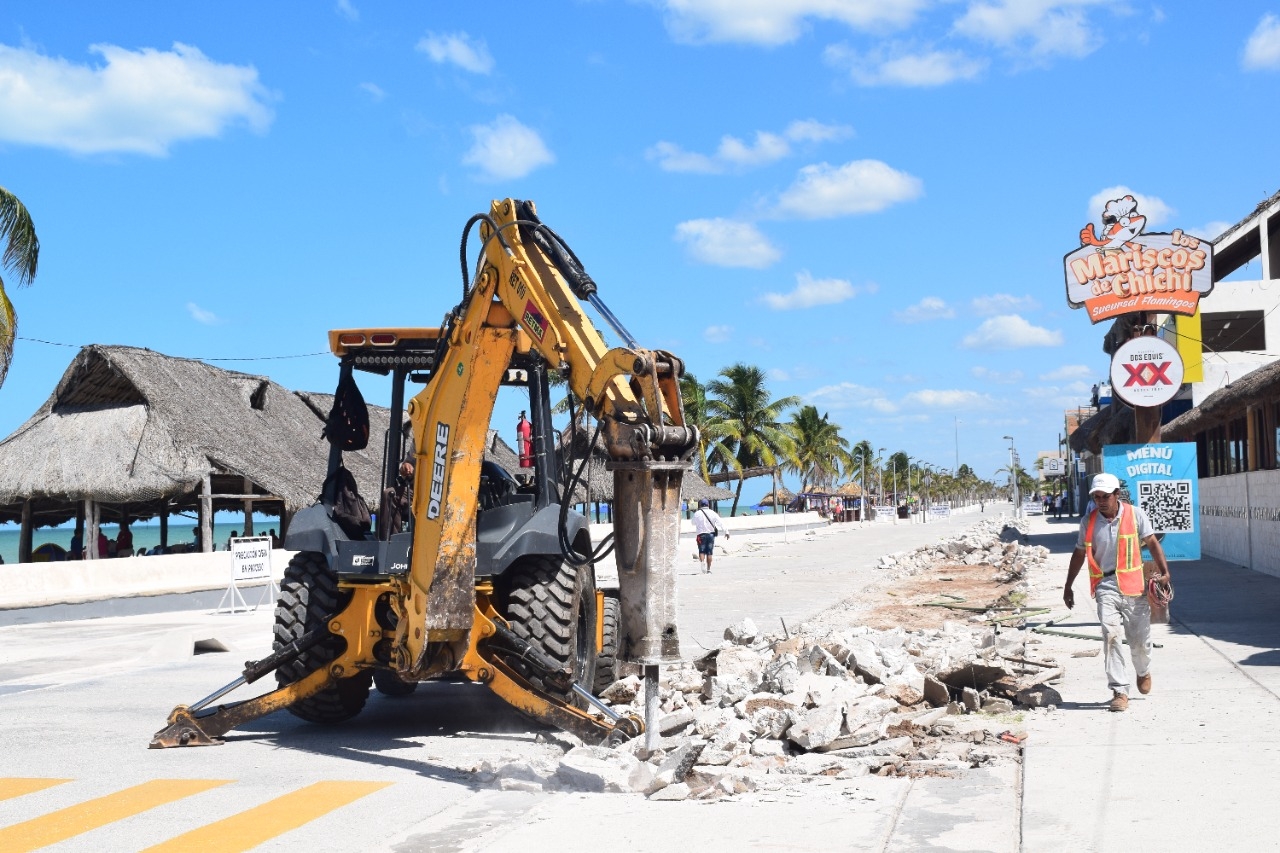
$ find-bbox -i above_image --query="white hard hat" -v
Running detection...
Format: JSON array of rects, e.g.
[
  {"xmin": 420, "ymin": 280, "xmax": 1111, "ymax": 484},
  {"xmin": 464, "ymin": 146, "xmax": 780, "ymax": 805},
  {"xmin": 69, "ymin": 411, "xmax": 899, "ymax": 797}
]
[{"xmin": 1089, "ymin": 473, "xmax": 1120, "ymax": 495}]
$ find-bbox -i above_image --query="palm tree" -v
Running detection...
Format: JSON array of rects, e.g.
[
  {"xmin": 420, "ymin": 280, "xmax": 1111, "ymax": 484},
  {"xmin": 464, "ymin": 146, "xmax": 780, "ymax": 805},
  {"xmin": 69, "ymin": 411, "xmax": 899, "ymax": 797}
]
[
  {"xmin": 0, "ymin": 186, "xmax": 40, "ymax": 387},
  {"xmin": 706, "ymin": 363, "xmax": 800, "ymax": 516},
  {"xmin": 679, "ymin": 371, "xmax": 735, "ymax": 482},
  {"xmin": 786, "ymin": 405, "xmax": 852, "ymax": 493}
]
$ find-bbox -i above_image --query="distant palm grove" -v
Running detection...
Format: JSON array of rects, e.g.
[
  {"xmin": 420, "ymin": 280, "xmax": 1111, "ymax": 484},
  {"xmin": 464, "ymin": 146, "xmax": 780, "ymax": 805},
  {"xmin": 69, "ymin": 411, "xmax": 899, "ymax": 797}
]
[{"xmin": 680, "ymin": 363, "xmax": 1017, "ymax": 516}]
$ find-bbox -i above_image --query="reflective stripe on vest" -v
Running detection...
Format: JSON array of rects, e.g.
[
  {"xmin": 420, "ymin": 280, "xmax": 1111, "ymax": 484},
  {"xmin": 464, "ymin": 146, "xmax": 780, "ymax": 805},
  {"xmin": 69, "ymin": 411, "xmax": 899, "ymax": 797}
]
[{"xmin": 1083, "ymin": 503, "xmax": 1145, "ymax": 597}]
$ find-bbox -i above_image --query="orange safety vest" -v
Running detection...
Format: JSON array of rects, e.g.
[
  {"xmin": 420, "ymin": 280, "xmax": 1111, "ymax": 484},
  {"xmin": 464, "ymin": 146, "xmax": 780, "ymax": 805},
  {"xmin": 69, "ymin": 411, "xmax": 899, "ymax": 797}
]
[{"xmin": 1084, "ymin": 503, "xmax": 1145, "ymax": 596}]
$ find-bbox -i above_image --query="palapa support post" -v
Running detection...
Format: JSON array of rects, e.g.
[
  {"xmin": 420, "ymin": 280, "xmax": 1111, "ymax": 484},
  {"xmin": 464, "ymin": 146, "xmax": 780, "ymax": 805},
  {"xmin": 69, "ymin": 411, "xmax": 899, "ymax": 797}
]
[
  {"xmin": 18, "ymin": 500, "xmax": 33, "ymax": 564},
  {"xmin": 159, "ymin": 499, "xmax": 168, "ymax": 551},
  {"xmin": 85, "ymin": 499, "xmax": 99, "ymax": 560},
  {"xmin": 241, "ymin": 477, "xmax": 254, "ymax": 536},
  {"xmin": 200, "ymin": 473, "xmax": 213, "ymax": 554}
]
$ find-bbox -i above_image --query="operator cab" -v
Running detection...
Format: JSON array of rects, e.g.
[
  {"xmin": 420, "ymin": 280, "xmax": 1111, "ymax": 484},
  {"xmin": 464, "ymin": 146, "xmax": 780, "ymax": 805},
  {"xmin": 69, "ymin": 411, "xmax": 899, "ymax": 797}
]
[{"xmin": 318, "ymin": 328, "xmax": 573, "ymax": 581}]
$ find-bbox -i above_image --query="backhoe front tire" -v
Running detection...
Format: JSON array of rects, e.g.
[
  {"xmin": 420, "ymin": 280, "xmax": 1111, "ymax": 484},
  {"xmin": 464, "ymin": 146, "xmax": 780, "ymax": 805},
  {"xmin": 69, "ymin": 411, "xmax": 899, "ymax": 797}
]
[
  {"xmin": 274, "ymin": 551, "xmax": 372, "ymax": 723},
  {"xmin": 501, "ymin": 555, "xmax": 598, "ymax": 703}
]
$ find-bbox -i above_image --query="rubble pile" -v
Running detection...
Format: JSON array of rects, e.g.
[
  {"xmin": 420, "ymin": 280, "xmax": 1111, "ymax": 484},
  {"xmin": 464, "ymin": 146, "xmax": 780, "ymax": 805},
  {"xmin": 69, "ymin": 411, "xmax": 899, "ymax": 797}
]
[
  {"xmin": 474, "ymin": 518, "xmax": 1061, "ymax": 800},
  {"xmin": 874, "ymin": 518, "xmax": 1049, "ymax": 583}
]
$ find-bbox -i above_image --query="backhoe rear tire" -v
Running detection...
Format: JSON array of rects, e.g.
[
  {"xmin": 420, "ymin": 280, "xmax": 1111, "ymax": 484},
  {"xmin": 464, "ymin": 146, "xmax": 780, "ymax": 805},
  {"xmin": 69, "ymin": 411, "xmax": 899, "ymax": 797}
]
[
  {"xmin": 274, "ymin": 550, "xmax": 372, "ymax": 724},
  {"xmin": 373, "ymin": 669, "xmax": 418, "ymax": 697},
  {"xmin": 593, "ymin": 590, "xmax": 621, "ymax": 694},
  {"xmin": 501, "ymin": 555, "xmax": 598, "ymax": 703}
]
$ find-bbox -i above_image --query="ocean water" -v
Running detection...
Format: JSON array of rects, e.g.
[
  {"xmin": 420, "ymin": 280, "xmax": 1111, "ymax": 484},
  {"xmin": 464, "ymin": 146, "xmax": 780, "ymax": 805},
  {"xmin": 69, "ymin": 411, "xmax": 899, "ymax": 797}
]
[
  {"xmin": 0, "ymin": 522, "xmax": 280, "ymax": 564},
  {"xmin": 0, "ymin": 505, "xmax": 757, "ymax": 563}
]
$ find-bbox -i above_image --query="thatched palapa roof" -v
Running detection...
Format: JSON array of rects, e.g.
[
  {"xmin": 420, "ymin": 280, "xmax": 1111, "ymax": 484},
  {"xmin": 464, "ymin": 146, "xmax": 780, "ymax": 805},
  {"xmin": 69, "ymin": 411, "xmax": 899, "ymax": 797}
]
[
  {"xmin": 756, "ymin": 487, "xmax": 795, "ymax": 507},
  {"xmin": 1163, "ymin": 357, "xmax": 1280, "ymax": 441},
  {"xmin": 0, "ymin": 345, "xmax": 389, "ymax": 528}
]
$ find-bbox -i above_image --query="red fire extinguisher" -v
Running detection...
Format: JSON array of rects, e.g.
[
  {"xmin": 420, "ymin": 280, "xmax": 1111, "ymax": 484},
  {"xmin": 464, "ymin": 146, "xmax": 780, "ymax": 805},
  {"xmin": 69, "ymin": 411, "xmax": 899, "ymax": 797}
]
[{"xmin": 516, "ymin": 411, "xmax": 533, "ymax": 468}]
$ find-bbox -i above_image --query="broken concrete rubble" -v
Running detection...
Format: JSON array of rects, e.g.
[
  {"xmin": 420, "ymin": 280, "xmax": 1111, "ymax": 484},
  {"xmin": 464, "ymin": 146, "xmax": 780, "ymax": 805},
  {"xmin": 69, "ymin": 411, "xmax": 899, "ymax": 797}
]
[{"xmin": 478, "ymin": 518, "xmax": 1050, "ymax": 800}]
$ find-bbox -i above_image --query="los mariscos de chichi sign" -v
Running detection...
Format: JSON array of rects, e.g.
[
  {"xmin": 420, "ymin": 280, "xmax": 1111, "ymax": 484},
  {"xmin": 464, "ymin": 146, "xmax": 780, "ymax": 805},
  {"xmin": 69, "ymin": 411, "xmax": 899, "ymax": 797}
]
[{"xmin": 1064, "ymin": 194, "xmax": 1215, "ymax": 323}]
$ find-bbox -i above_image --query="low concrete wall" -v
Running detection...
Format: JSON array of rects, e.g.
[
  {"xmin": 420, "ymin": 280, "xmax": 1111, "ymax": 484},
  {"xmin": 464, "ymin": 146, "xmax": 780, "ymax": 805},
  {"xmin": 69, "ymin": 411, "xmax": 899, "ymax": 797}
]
[
  {"xmin": 588, "ymin": 511, "xmax": 830, "ymax": 543},
  {"xmin": 0, "ymin": 549, "xmax": 291, "ymax": 610},
  {"xmin": 1199, "ymin": 470, "xmax": 1280, "ymax": 578}
]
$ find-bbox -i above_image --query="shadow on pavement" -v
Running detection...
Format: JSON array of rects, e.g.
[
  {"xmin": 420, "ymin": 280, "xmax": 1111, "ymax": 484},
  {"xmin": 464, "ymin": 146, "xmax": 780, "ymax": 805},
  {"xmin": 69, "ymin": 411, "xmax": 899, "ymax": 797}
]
[
  {"xmin": 228, "ymin": 679, "xmax": 558, "ymax": 786},
  {"xmin": 1030, "ymin": 518, "xmax": 1280, "ymax": 666}
]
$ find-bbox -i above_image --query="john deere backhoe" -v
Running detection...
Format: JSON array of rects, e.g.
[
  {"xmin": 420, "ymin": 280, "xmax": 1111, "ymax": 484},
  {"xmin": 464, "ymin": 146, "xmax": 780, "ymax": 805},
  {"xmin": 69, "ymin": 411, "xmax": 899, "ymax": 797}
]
[{"xmin": 151, "ymin": 199, "xmax": 695, "ymax": 748}]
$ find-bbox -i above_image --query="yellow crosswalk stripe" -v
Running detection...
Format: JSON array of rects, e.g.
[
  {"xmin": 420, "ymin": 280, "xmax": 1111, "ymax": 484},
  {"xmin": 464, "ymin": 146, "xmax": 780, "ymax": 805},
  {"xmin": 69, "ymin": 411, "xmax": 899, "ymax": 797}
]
[
  {"xmin": 0, "ymin": 779, "xmax": 71, "ymax": 802},
  {"xmin": 142, "ymin": 781, "xmax": 392, "ymax": 853},
  {"xmin": 0, "ymin": 779, "xmax": 228, "ymax": 852}
]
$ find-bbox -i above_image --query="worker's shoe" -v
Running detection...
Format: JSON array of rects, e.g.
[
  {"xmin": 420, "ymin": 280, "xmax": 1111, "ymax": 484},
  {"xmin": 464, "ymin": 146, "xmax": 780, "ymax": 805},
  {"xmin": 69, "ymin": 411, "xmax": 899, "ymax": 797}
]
[
  {"xmin": 1109, "ymin": 692, "xmax": 1129, "ymax": 712},
  {"xmin": 1137, "ymin": 673, "xmax": 1152, "ymax": 695}
]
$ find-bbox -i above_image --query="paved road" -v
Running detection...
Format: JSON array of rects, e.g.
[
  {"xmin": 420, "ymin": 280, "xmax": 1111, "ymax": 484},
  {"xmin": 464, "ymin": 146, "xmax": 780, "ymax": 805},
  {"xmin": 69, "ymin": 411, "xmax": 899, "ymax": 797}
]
[{"xmin": 0, "ymin": 507, "xmax": 1020, "ymax": 852}]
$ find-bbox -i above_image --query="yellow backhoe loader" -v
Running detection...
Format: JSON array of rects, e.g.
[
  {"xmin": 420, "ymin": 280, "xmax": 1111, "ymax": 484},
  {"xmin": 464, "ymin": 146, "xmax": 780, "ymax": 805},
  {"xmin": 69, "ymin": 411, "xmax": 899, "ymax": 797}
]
[{"xmin": 151, "ymin": 199, "xmax": 695, "ymax": 748}]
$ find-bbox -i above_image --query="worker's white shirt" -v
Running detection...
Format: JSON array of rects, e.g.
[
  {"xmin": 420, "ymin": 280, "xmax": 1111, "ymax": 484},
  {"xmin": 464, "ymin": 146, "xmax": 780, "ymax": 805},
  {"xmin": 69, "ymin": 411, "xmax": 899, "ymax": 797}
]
[{"xmin": 692, "ymin": 508, "xmax": 726, "ymax": 536}]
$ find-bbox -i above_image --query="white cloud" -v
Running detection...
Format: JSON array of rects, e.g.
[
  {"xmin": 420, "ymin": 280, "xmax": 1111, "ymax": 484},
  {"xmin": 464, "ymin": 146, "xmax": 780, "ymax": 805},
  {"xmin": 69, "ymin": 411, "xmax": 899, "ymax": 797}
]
[
  {"xmin": 884, "ymin": 373, "xmax": 922, "ymax": 383},
  {"xmin": 902, "ymin": 389, "xmax": 994, "ymax": 409},
  {"xmin": 704, "ymin": 325, "xmax": 732, "ymax": 343},
  {"xmin": 824, "ymin": 43, "xmax": 986, "ymax": 86},
  {"xmin": 960, "ymin": 314, "xmax": 1064, "ymax": 349},
  {"xmin": 416, "ymin": 31, "xmax": 494, "ymax": 74},
  {"xmin": 972, "ymin": 366, "xmax": 1024, "ymax": 383},
  {"xmin": 335, "ymin": 0, "xmax": 359, "ymax": 21},
  {"xmin": 461, "ymin": 115, "xmax": 554, "ymax": 180},
  {"xmin": 1244, "ymin": 14, "xmax": 1280, "ymax": 70},
  {"xmin": 954, "ymin": 0, "xmax": 1109, "ymax": 60},
  {"xmin": 674, "ymin": 218, "xmax": 782, "ymax": 268},
  {"xmin": 187, "ymin": 302, "xmax": 220, "ymax": 325},
  {"xmin": 769, "ymin": 367, "xmax": 791, "ymax": 381},
  {"xmin": 784, "ymin": 119, "xmax": 854, "ymax": 143},
  {"xmin": 358, "ymin": 82, "xmax": 385, "ymax": 101},
  {"xmin": 807, "ymin": 381, "xmax": 898, "ymax": 413},
  {"xmin": 895, "ymin": 296, "xmax": 955, "ymax": 323},
  {"xmin": 649, "ymin": 133, "xmax": 788, "ymax": 173},
  {"xmin": 774, "ymin": 159, "xmax": 922, "ymax": 219},
  {"xmin": 1190, "ymin": 220, "xmax": 1231, "ymax": 241},
  {"xmin": 660, "ymin": 0, "xmax": 927, "ymax": 46},
  {"xmin": 1086, "ymin": 185, "xmax": 1174, "ymax": 227},
  {"xmin": 648, "ymin": 120, "xmax": 852, "ymax": 174},
  {"xmin": 1038, "ymin": 364, "xmax": 1093, "ymax": 381},
  {"xmin": 971, "ymin": 293, "xmax": 1039, "ymax": 316},
  {"xmin": 0, "ymin": 42, "xmax": 273, "ymax": 156},
  {"xmin": 761, "ymin": 270, "xmax": 875, "ymax": 310}
]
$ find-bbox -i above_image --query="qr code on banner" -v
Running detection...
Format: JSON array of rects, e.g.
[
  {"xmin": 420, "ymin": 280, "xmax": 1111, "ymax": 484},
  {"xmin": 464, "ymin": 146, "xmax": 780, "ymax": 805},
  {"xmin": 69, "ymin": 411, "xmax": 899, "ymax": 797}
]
[{"xmin": 1138, "ymin": 480, "xmax": 1194, "ymax": 533}]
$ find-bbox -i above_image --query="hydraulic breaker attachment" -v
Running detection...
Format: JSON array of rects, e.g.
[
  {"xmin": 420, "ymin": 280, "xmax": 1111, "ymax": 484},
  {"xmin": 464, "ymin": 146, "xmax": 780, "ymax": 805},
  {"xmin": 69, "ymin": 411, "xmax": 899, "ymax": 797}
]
[{"xmin": 149, "ymin": 627, "xmax": 336, "ymax": 748}]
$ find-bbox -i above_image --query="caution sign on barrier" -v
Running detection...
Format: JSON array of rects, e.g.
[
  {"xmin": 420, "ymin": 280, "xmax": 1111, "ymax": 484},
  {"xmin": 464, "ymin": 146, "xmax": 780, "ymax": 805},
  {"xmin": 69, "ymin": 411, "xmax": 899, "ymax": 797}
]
[{"xmin": 217, "ymin": 536, "xmax": 277, "ymax": 613}]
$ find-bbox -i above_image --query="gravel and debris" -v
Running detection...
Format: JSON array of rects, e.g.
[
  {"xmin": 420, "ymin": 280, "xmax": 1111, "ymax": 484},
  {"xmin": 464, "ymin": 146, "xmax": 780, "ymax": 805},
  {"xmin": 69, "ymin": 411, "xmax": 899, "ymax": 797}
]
[{"xmin": 473, "ymin": 517, "xmax": 1063, "ymax": 800}]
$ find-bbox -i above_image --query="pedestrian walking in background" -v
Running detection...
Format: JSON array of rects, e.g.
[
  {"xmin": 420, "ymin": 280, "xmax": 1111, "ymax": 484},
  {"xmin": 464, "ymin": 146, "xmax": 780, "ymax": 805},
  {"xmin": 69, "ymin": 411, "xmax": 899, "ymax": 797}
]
[
  {"xmin": 1062, "ymin": 473, "xmax": 1171, "ymax": 712},
  {"xmin": 692, "ymin": 498, "xmax": 728, "ymax": 573}
]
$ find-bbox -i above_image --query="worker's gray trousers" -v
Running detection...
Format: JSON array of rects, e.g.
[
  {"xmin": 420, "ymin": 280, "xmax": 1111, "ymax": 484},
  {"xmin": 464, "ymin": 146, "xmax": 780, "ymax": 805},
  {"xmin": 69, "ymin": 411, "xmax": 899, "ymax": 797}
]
[{"xmin": 1095, "ymin": 579, "xmax": 1151, "ymax": 696}]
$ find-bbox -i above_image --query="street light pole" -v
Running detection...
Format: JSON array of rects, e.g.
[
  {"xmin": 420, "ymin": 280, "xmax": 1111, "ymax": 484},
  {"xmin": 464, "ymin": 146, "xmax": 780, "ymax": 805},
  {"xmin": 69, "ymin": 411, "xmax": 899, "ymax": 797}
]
[
  {"xmin": 1003, "ymin": 435, "xmax": 1019, "ymax": 517},
  {"xmin": 877, "ymin": 448, "xmax": 886, "ymax": 517},
  {"xmin": 892, "ymin": 457, "xmax": 898, "ymax": 524},
  {"xmin": 954, "ymin": 417, "xmax": 960, "ymax": 472}
]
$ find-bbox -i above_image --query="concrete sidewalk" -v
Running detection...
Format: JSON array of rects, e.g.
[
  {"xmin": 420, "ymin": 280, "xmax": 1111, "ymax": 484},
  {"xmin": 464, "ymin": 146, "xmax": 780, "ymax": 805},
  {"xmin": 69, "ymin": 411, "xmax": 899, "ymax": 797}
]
[{"xmin": 1019, "ymin": 514, "xmax": 1280, "ymax": 852}]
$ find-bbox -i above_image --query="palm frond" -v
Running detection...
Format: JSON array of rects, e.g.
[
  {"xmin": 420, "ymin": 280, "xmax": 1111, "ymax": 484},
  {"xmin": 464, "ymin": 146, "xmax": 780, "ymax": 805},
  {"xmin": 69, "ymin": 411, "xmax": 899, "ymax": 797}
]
[{"xmin": 0, "ymin": 186, "xmax": 39, "ymax": 287}]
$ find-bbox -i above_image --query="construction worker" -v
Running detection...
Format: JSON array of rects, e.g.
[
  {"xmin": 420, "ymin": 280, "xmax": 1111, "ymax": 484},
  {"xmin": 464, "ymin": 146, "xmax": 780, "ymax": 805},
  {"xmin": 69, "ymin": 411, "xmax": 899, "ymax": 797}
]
[{"xmin": 1063, "ymin": 473, "xmax": 1171, "ymax": 712}]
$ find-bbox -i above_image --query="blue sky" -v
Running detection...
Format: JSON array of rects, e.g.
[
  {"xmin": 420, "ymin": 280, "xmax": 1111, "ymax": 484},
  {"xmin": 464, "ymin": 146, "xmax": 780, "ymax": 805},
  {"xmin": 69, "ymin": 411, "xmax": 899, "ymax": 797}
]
[{"xmin": 3, "ymin": 1, "xmax": 1280, "ymax": 497}]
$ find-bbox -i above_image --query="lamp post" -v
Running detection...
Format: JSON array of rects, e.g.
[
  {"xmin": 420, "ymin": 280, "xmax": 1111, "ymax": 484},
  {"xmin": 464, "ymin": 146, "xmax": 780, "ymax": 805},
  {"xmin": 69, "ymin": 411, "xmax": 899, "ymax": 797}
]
[
  {"xmin": 877, "ymin": 448, "xmax": 886, "ymax": 515},
  {"xmin": 891, "ymin": 456, "xmax": 899, "ymax": 524},
  {"xmin": 1003, "ymin": 435, "xmax": 1019, "ymax": 517}
]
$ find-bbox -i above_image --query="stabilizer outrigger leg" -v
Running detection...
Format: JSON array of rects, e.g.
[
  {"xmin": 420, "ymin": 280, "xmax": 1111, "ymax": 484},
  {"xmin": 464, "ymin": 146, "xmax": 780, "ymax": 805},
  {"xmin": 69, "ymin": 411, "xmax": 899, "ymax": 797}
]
[
  {"xmin": 149, "ymin": 627, "xmax": 334, "ymax": 748},
  {"xmin": 474, "ymin": 619, "xmax": 643, "ymax": 746}
]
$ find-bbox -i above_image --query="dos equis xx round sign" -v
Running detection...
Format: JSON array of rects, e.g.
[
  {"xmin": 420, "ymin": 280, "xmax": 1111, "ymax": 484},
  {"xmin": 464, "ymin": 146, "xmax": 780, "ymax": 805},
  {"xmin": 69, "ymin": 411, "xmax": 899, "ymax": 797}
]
[{"xmin": 1110, "ymin": 335, "xmax": 1184, "ymax": 408}]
